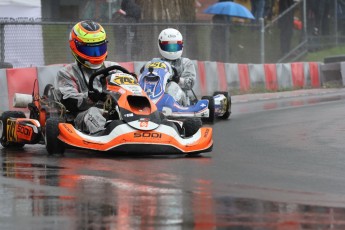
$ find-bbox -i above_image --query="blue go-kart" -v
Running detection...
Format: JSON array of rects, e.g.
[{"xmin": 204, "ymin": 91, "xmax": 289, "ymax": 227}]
[{"xmin": 138, "ymin": 60, "xmax": 231, "ymax": 123}]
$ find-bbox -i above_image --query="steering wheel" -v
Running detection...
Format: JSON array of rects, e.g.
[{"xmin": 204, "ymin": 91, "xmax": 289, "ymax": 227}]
[{"xmin": 88, "ymin": 65, "xmax": 131, "ymax": 92}]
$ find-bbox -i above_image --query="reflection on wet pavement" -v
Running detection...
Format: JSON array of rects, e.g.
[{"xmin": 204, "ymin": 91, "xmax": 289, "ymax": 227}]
[
  {"xmin": 1, "ymin": 151, "xmax": 345, "ymax": 229},
  {"xmin": 234, "ymin": 94, "xmax": 345, "ymax": 114}
]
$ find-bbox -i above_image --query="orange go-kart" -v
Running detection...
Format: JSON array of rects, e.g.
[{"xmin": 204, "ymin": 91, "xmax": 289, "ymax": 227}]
[{"xmin": 0, "ymin": 65, "xmax": 213, "ymax": 156}]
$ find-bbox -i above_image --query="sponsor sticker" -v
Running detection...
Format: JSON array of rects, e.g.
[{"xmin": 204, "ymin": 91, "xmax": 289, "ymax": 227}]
[
  {"xmin": 110, "ymin": 73, "xmax": 137, "ymax": 85},
  {"xmin": 6, "ymin": 120, "xmax": 17, "ymax": 142},
  {"xmin": 134, "ymin": 132, "xmax": 162, "ymax": 138},
  {"xmin": 16, "ymin": 124, "xmax": 33, "ymax": 141},
  {"xmin": 204, "ymin": 128, "xmax": 210, "ymax": 138},
  {"xmin": 140, "ymin": 121, "xmax": 148, "ymax": 128},
  {"xmin": 148, "ymin": 62, "xmax": 167, "ymax": 69}
]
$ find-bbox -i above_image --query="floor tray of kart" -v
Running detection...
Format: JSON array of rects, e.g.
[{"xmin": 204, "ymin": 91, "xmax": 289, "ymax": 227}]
[{"xmin": 0, "ymin": 65, "xmax": 213, "ymax": 156}]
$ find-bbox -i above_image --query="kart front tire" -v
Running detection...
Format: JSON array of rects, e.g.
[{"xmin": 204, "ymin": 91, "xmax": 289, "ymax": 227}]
[
  {"xmin": 201, "ymin": 96, "xmax": 215, "ymax": 123},
  {"xmin": 45, "ymin": 117, "xmax": 65, "ymax": 155},
  {"xmin": 213, "ymin": 91, "xmax": 231, "ymax": 119},
  {"xmin": 0, "ymin": 111, "xmax": 26, "ymax": 148},
  {"xmin": 183, "ymin": 118, "xmax": 202, "ymax": 137}
]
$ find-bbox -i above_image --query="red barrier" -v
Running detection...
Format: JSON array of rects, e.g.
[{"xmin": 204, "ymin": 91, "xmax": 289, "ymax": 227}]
[
  {"xmin": 118, "ymin": 62, "xmax": 134, "ymax": 73},
  {"xmin": 309, "ymin": 62, "xmax": 320, "ymax": 87},
  {"xmin": 291, "ymin": 62, "xmax": 305, "ymax": 87},
  {"xmin": 6, "ymin": 67, "xmax": 38, "ymax": 110},
  {"xmin": 238, "ymin": 64, "xmax": 250, "ymax": 91},
  {"xmin": 217, "ymin": 62, "xmax": 227, "ymax": 91},
  {"xmin": 197, "ymin": 61, "xmax": 207, "ymax": 95},
  {"xmin": 264, "ymin": 64, "xmax": 278, "ymax": 90}
]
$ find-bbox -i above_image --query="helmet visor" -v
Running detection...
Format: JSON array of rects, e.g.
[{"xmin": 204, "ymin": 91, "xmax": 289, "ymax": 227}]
[
  {"xmin": 75, "ymin": 40, "xmax": 107, "ymax": 57},
  {"xmin": 159, "ymin": 40, "xmax": 183, "ymax": 52}
]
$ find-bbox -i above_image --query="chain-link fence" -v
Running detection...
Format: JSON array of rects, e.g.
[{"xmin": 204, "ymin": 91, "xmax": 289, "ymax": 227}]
[
  {"xmin": 1, "ymin": 0, "xmax": 345, "ymax": 68},
  {"xmin": 0, "ymin": 21, "xmax": 263, "ymax": 67}
]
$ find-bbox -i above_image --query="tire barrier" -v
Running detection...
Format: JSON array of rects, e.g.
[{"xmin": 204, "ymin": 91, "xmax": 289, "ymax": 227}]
[{"xmin": 0, "ymin": 61, "xmax": 322, "ymax": 112}]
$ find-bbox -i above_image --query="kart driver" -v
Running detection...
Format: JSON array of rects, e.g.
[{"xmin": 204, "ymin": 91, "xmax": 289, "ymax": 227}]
[
  {"xmin": 54, "ymin": 20, "xmax": 121, "ymax": 134},
  {"xmin": 141, "ymin": 28, "xmax": 197, "ymax": 106}
]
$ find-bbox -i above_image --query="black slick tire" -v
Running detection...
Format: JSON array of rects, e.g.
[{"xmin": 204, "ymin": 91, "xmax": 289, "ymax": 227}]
[
  {"xmin": 183, "ymin": 118, "xmax": 202, "ymax": 137},
  {"xmin": 45, "ymin": 117, "xmax": 65, "ymax": 155}
]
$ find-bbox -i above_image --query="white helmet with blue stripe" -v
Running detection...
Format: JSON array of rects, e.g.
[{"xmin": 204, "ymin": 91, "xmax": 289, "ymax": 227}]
[{"xmin": 158, "ymin": 28, "xmax": 183, "ymax": 60}]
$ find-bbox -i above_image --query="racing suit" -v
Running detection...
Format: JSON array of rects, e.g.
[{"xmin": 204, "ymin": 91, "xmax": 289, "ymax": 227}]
[
  {"xmin": 144, "ymin": 57, "xmax": 196, "ymax": 106},
  {"xmin": 54, "ymin": 61, "xmax": 119, "ymax": 134}
]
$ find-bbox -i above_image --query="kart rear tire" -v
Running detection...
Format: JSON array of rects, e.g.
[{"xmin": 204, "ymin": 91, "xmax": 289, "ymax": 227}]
[
  {"xmin": 183, "ymin": 118, "xmax": 202, "ymax": 137},
  {"xmin": 213, "ymin": 91, "xmax": 231, "ymax": 119},
  {"xmin": 0, "ymin": 111, "xmax": 26, "ymax": 148},
  {"xmin": 45, "ymin": 117, "xmax": 65, "ymax": 155},
  {"xmin": 201, "ymin": 96, "xmax": 215, "ymax": 123}
]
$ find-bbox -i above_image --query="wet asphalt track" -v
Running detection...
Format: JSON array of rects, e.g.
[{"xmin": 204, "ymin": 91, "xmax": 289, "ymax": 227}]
[{"xmin": 1, "ymin": 88, "xmax": 345, "ymax": 229}]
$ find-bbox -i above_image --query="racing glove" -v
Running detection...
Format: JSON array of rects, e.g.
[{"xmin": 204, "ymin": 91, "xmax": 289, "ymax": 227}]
[
  {"xmin": 170, "ymin": 67, "xmax": 180, "ymax": 84},
  {"xmin": 88, "ymin": 90, "xmax": 107, "ymax": 103}
]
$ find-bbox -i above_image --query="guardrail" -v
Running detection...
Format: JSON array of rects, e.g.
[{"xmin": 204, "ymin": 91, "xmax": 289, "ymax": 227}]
[{"xmin": 0, "ymin": 61, "xmax": 322, "ymax": 113}]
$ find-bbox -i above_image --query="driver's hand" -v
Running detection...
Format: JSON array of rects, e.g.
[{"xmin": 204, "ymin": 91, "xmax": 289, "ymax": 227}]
[
  {"xmin": 88, "ymin": 90, "xmax": 99, "ymax": 102},
  {"xmin": 88, "ymin": 90, "xmax": 107, "ymax": 103},
  {"xmin": 170, "ymin": 66, "xmax": 180, "ymax": 83},
  {"xmin": 99, "ymin": 92, "xmax": 107, "ymax": 102},
  {"xmin": 171, "ymin": 74, "xmax": 180, "ymax": 84}
]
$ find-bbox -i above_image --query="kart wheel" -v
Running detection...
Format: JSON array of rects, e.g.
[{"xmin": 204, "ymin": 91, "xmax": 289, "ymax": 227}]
[
  {"xmin": 45, "ymin": 117, "xmax": 65, "ymax": 155},
  {"xmin": 0, "ymin": 111, "xmax": 26, "ymax": 148},
  {"xmin": 201, "ymin": 96, "xmax": 215, "ymax": 123},
  {"xmin": 213, "ymin": 91, "xmax": 231, "ymax": 119},
  {"xmin": 183, "ymin": 118, "xmax": 202, "ymax": 137},
  {"xmin": 159, "ymin": 112, "xmax": 184, "ymax": 134},
  {"xmin": 161, "ymin": 119, "xmax": 182, "ymax": 134}
]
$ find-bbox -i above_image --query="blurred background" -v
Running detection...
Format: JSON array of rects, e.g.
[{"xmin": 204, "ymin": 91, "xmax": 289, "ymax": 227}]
[{"xmin": 0, "ymin": 0, "xmax": 343, "ymax": 68}]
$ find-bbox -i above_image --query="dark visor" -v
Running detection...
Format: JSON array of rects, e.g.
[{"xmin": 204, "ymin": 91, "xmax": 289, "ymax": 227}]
[{"xmin": 75, "ymin": 40, "xmax": 107, "ymax": 57}]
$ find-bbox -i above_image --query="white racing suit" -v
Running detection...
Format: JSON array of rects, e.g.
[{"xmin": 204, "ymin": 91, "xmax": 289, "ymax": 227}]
[
  {"xmin": 144, "ymin": 57, "xmax": 197, "ymax": 106},
  {"xmin": 54, "ymin": 61, "xmax": 119, "ymax": 134}
]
